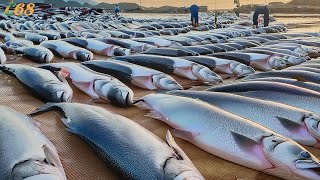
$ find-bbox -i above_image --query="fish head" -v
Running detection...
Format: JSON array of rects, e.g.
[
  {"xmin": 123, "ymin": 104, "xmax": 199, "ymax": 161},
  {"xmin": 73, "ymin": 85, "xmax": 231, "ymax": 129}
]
[
  {"xmin": 283, "ymin": 56, "xmax": 307, "ymax": 65},
  {"xmin": 267, "ymin": 55, "xmax": 288, "ymax": 69},
  {"xmin": 94, "ymin": 79, "xmax": 134, "ymax": 107},
  {"xmin": 152, "ymin": 74, "xmax": 183, "ymax": 90},
  {"xmin": 39, "ymin": 37, "xmax": 48, "ymax": 43},
  {"xmin": 229, "ymin": 62, "xmax": 255, "ymax": 77},
  {"xmin": 304, "ymin": 114, "xmax": 320, "ymax": 142},
  {"xmin": 56, "ymin": 89, "xmax": 73, "ymax": 102},
  {"xmin": 192, "ymin": 64, "xmax": 223, "ymax": 84},
  {"xmin": 293, "ymin": 47, "xmax": 308, "ymax": 56},
  {"xmin": 39, "ymin": 50, "xmax": 54, "ymax": 63},
  {"xmin": 75, "ymin": 51, "xmax": 93, "ymax": 61},
  {"xmin": 305, "ymin": 47, "xmax": 320, "ymax": 58},
  {"xmin": 262, "ymin": 135, "xmax": 320, "ymax": 180},
  {"xmin": 52, "ymin": 35, "xmax": 60, "ymax": 40},
  {"xmin": 114, "ymin": 47, "xmax": 131, "ymax": 56}
]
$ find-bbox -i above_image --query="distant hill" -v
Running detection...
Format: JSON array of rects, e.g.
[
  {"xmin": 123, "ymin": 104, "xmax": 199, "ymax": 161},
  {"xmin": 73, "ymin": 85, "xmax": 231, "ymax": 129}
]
[
  {"xmin": 64, "ymin": 0, "xmax": 97, "ymax": 5},
  {"xmin": 94, "ymin": 2, "xmax": 140, "ymax": 10},
  {"xmin": 44, "ymin": 0, "xmax": 83, "ymax": 7},
  {"xmin": 13, "ymin": 0, "xmax": 207, "ymax": 13},
  {"xmin": 287, "ymin": 0, "xmax": 320, "ymax": 6}
]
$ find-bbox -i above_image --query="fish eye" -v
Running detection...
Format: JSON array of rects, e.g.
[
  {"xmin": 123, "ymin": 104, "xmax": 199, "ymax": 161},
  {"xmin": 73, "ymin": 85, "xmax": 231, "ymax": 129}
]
[
  {"xmin": 299, "ymin": 151, "xmax": 311, "ymax": 159},
  {"xmin": 60, "ymin": 92, "xmax": 65, "ymax": 102}
]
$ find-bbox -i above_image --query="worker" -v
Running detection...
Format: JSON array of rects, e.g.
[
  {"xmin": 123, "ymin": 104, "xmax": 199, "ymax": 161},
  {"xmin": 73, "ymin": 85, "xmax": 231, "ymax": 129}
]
[
  {"xmin": 253, "ymin": 5, "xmax": 270, "ymax": 28},
  {"xmin": 189, "ymin": 4, "xmax": 199, "ymax": 27},
  {"xmin": 114, "ymin": 4, "xmax": 120, "ymax": 17},
  {"xmin": 234, "ymin": 0, "xmax": 240, "ymax": 17}
]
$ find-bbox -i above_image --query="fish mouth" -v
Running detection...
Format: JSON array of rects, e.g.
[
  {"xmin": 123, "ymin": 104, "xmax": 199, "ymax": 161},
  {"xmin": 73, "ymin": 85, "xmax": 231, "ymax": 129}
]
[
  {"xmin": 296, "ymin": 159, "xmax": 320, "ymax": 175},
  {"xmin": 152, "ymin": 74, "xmax": 183, "ymax": 90},
  {"xmin": 59, "ymin": 91, "xmax": 73, "ymax": 102},
  {"xmin": 76, "ymin": 51, "xmax": 93, "ymax": 61},
  {"xmin": 113, "ymin": 47, "xmax": 131, "ymax": 56},
  {"xmin": 268, "ymin": 55, "xmax": 287, "ymax": 69},
  {"xmin": 304, "ymin": 115, "xmax": 320, "ymax": 141},
  {"xmin": 107, "ymin": 88, "xmax": 133, "ymax": 108},
  {"xmin": 192, "ymin": 65, "xmax": 223, "ymax": 83},
  {"xmin": 230, "ymin": 63, "xmax": 255, "ymax": 77}
]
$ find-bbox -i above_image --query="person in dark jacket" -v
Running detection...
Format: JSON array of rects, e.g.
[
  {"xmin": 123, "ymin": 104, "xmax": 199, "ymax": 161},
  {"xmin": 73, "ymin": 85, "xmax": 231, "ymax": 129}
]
[
  {"xmin": 114, "ymin": 4, "xmax": 120, "ymax": 17},
  {"xmin": 253, "ymin": 5, "xmax": 270, "ymax": 28},
  {"xmin": 190, "ymin": 4, "xmax": 199, "ymax": 27}
]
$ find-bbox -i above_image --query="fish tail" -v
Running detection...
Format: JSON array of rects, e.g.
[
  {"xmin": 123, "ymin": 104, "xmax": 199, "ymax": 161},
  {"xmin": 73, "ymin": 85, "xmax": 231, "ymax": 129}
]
[
  {"xmin": 0, "ymin": 65, "xmax": 15, "ymax": 76},
  {"xmin": 132, "ymin": 99, "xmax": 144, "ymax": 105},
  {"xmin": 29, "ymin": 103, "xmax": 62, "ymax": 116}
]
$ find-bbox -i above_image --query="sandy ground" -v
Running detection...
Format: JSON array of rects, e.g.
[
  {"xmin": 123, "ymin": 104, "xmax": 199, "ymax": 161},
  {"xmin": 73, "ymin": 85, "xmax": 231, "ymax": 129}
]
[{"xmin": 2, "ymin": 15, "xmax": 320, "ymax": 180}]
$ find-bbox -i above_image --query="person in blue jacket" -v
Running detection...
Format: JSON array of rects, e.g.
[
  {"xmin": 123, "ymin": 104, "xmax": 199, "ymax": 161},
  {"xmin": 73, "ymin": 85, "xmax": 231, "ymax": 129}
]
[
  {"xmin": 189, "ymin": 4, "xmax": 199, "ymax": 27},
  {"xmin": 114, "ymin": 4, "xmax": 120, "ymax": 17}
]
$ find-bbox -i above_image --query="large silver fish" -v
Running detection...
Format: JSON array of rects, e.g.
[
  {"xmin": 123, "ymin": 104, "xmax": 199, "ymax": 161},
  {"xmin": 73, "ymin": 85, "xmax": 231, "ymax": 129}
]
[
  {"xmin": 209, "ymin": 52, "xmax": 288, "ymax": 71},
  {"xmin": 30, "ymin": 103, "xmax": 204, "ymax": 180},
  {"xmin": 243, "ymin": 70, "xmax": 320, "ymax": 84},
  {"xmin": 181, "ymin": 56, "xmax": 255, "ymax": 77},
  {"xmin": 62, "ymin": 37, "xmax": 117, "ymax": 56},
  {"xmin": 82, "ymin": 60, "xmax": 183, "ymax": 90},
  {"xmin": 0, "ymin": 64, "xmax": 73, "ymax": 102},
  {"xmin": 139, "ymin": 94, "xmax": 320, "ymax": 180},
  {"xmin": 25, "ymin": 32, "xmax": 48, "ymax": 44},
  {"xmin": 244, "ymin": 77, "xmax": 320, "ymax": 92},
  {"xmin": 114, "ymin": 55, "xmax": 223, "ymax": 84},
  {"xmin": 14, "ymin": 45, "xmax": 54, "ymax": 63},
  {"xmin": 0, "ymin": 106, "xmax": 66, "ymax": 180},
  {"xmin": 40, "ymin": 40, "xmax": 93, "ymax": 61},
  {"xmin": 167, "ymin": 90, "xmax": 320, "ymax": 148},
  {"xmin": 40, "ymin": 63, "xmax": 134, "ymax": 107}
]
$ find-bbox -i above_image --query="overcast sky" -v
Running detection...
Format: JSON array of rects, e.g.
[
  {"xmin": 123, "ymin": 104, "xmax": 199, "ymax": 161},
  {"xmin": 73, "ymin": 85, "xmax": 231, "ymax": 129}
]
[{"xmin": 96, "ymin": 0, "xmax": 291, "ymax": 9}]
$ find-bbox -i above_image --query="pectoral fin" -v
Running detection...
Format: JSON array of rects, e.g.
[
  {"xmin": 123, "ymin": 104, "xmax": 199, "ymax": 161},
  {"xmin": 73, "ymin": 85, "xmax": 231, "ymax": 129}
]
[
  {"xmin": 42, "ymin": 145, "xmax": 60, "ymax": 168},
  {"xmin": 275, "ymin": 116, "xmax": 303, "ymax": 131},
  {"xmin": 171, "ymin": 129, "xmax": 200, "ymax": 141},
  {"xmin": 166, "ymin": 130, "xmax": 192, "ymax": 162},
  {"xmin": 231, "ymin": 131, "xmax": 261, "ymax": 152}
]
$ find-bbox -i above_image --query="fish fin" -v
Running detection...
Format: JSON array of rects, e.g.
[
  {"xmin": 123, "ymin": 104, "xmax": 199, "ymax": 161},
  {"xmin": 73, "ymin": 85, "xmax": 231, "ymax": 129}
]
[
  {"xmin": 292, "ymin": 75, "xmax": 307, "ymax": 82},
  {"xmin": 145, "ymin": 110, "xmax": 164, "ymax": 121},
  {"xmin": 131, "ymin": 76, "xmax": 153, "ymax": 89},
  {"xmin": 58, "ymin": 67, "xmax": 70, "ymax": 78},
  {"xmin": 135, "ymin": 100, "xmax": 152, "ymax": 109},
  {"xmin": 166, "ymin": 130, "xmax": 192, "ymax": 162},
  {"xmin": 42, "ymin": 145, "xmax": 60, "ymax": 168},
  {"xmin": 73, "ymin": 81, "xmax": 92, "ymax": 89},
  {"xmin": 275, "ymin": 116, "xmax": 303, "ymax": 131},
  {"xmin": 61, "ymin": 117, "xmax": 77, "ymax": 131},
  {"xmin": 86, "ymin": 98, "xmax": 106, "ymax": 104},
  {"xmin": 26, "ymin": 115, "xmax": 41, "ymax": 129},
  {"xmin": 171, "ymin": 129, "xmax": 200, "ymax": 141},
  {"xmin": 230, "ymin": 131, "xmax": 260, "ymax": 152},
  {"xmin": 155, "ymin": 90, "xmax": 170, "ymax": 94},
  {"xmin": 29, "ymin": 103, "xmax": 66, "ymax": 118}
]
